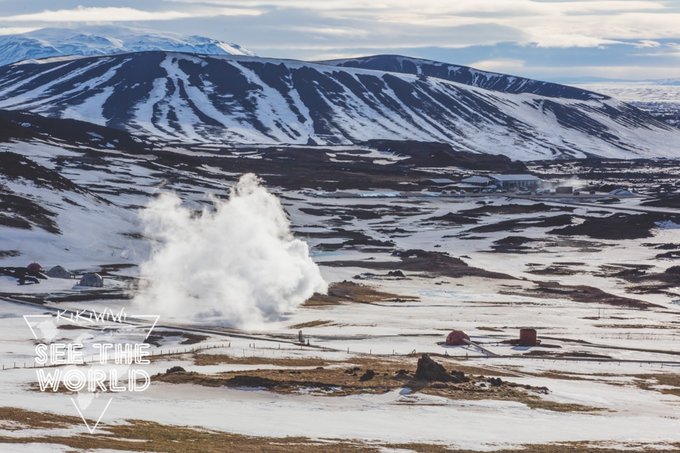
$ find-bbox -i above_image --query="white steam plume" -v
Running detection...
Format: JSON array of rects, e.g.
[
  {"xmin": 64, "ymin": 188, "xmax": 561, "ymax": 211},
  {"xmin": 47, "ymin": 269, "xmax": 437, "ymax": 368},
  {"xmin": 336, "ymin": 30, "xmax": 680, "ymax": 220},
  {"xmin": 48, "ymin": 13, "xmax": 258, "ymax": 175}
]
[{"xmin": 133, "ymin": 173, "xmax": 327, "ymax": 328}]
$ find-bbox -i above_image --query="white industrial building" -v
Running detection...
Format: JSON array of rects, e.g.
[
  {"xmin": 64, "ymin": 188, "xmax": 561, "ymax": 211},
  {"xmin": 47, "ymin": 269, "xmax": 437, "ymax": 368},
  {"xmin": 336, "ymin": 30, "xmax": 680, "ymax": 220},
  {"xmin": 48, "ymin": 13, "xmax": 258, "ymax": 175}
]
[
  {"xmin": 461, "ymin": 175, "xmax": 493, "ymax": 186},
  {"xmin": 489, "ymin": 174, "xmax": 542, "ymax": 190}
]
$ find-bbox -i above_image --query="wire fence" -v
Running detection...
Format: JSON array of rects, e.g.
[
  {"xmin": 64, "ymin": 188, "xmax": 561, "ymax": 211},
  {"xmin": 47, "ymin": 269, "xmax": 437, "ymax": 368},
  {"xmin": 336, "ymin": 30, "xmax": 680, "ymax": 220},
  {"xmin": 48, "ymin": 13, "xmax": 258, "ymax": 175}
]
[
  {"xmin": 0, "ymin": 341, "xmax": 233, "ymax": 371},
  {"xmin": 3, "ymin": 338, "xmax": 679, "ymax": 372}
]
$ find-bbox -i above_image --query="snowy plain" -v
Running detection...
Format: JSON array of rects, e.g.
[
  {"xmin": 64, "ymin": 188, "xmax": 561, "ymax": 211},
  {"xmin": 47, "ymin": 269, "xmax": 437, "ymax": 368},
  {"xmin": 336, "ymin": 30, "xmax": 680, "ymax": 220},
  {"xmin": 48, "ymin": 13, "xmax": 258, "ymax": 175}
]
[{"xmin": 0, "ymin": 137, "xmax": 679, "ymax": 451}]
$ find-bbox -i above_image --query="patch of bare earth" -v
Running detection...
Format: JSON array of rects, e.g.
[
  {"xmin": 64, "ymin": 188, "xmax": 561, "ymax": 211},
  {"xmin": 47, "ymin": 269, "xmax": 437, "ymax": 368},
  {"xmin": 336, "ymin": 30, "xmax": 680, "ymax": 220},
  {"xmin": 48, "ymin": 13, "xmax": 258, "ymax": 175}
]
[
  {"xmin": 290, "ymin": 320, "xmax": 334, "ymax": 329},
  {"xmin": 0, "ymin": 412, "xmax": 370, "ymax": 452},
  {"xmin": 634, "ymin": 374, "xmax": 680, "ymax": 397},
  {"xmin": 1, "ymin": 407, "xmax": 673, "ymax": 452},
  {"xmin": 192, "ymin": 353, "xmax": 330, "ymax": 368},
  {"xmin": 501, "ymin": 281, "xmax": 661, "ymax": 310},
  {"xmin": 156, "ymin": 355, "xmax": 599, "ymax": 413},
  {"xmin": 0, "ymin": 407, "xmax": 85, "ymax": 430},
  {"xmin": 593, "ymin": 323, "xmax": 677, "ymax": 329},
  {"xmin": 146, "ymin": 330, "xmax": 208, "ymax": 346},
  {"xmin": 304, "ymin": 281, "xmax": 417, "ymax": 307},
  {"xmin": 323, "ymin": 249, "xmax": 514, "ymax": 280},
  {"xmin": 476, "ymin": 326, "xmax": 504, "ymax": 332}
]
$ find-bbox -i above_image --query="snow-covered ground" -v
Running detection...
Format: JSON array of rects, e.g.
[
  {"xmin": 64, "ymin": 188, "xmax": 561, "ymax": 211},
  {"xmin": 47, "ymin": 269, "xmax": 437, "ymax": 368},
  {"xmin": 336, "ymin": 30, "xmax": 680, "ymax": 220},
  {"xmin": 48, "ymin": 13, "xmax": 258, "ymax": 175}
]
[
  {"xmin": 0, "ymin": 283, "xmax": 678, "ymax": 450},
  {"xmin": 578, "ymin": 82, "xmax": 680, "ymax": 127},
  {"xmin": 1, "ymin": 137, "xmax": 679, "ymax": 450}
]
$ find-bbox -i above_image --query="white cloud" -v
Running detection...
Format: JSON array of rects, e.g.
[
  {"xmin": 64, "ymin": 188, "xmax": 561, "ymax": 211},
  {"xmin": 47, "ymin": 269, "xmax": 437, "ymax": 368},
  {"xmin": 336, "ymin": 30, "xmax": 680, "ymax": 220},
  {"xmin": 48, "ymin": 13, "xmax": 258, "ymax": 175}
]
[
  {"xmin": 635, "ymin": 40, "xmax": 661, "ymax": 48},
  {"xmin": 244, "ymin": 0, "xmax": 677, "ymax": 50},
  {"xmin": 515, "ymin": 11, "xmax": 680, "ymax": 46},
  {"xmin": 469, "ymin": 58, "xmax": 526, "ymax": 73},
  {"xmin": 528, "ymin": 64, "xmax": 680, "ymax": 80},
  {"xmin": 0, "ymin": 27, "xmax": 39, "ymax": 35},
  {"xmin": 2, "ymin": 1, "xmax": 678, "ymax": 49},
  {"xmin": 527, "ymin": 34, "xmax": 622, "ymax": 49},
  {"xmin": 0, "ymin": 6, "xmax": 261, "ymax": 23},
  {"xmin": 290, "ymin": 26, "xmax": 368, "ymax": 38},
  {"xmin": 0, "ymin": 0, "xmax": 678, "ymax": 80}
]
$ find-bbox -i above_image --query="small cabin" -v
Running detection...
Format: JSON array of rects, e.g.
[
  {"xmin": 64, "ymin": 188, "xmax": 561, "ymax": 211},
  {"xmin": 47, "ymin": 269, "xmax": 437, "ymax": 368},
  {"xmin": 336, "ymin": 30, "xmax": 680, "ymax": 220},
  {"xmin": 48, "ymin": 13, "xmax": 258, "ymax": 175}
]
[
  {"xmin": 445, "ymin": 330, "xmax": 470, "ymax": 346},
  {"xmin": 519, "ymin": 328, "xmax": 539, "ymax": 346}
]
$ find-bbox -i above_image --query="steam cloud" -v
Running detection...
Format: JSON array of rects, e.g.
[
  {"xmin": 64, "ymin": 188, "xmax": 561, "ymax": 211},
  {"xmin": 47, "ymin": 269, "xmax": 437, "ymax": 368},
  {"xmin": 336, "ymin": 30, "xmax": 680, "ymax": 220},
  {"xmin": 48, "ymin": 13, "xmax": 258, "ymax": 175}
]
[{"xmin": 134, "ymin": 173, "xmax": 327, "ymax": 328}]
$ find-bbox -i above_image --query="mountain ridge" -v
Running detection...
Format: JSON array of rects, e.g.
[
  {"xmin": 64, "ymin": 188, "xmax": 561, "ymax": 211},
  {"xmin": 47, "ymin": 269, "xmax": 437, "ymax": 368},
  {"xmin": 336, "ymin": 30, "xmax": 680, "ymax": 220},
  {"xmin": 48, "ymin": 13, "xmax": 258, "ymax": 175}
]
[
  {"xmin": 0, "ymin": 50, "xmax": 677, "ymax": 160},
  {"xmin": 0, "ymin": 26, "xmax": 251, "ymax": 68},
  {"xmin": 322, "ymin": 54, "xmax": 605, "ymax": 101}
]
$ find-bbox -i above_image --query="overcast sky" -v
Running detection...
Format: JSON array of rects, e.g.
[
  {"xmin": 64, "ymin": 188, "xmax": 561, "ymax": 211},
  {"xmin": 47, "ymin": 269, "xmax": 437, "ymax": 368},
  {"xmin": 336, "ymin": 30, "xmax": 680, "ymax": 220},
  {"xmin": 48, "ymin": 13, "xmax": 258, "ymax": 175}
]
[{"xmin": 0, "ymin": 0, "xmax": 679, "ymax": 82}]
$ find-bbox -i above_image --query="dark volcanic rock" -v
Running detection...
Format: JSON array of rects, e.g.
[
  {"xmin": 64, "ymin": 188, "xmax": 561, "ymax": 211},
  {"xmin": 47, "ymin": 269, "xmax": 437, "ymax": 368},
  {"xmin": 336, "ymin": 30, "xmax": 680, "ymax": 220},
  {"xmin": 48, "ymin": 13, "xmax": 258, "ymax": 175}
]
[
  {"xmin": 642, "ymin": 194, "xmax": 680, "ymax": 209},
  {"xmin": 0, "ymin": 109, "xmax": 147, "ymax": 152},
  {"xmin": 0, "ymin": 266, "xmax": 47, "ymax": 285},
  {"xmin": 415, "ymin": 354, "xmax": 459, "ymax": 382},
  {"xmin": 395, "ymin": 369, "xmax": 410, "ymax": 379},
  {"xmin": 362, "ymin": 140, "xmax": 528, "ymax": 171},
  {"xmin": 665, "ymin": 266, "xmax": 680, "ymax": 275},
  {"xmin": 450, "ymin": 371, "xmax": 469, "ymax": 383},
  {"xmin": 0, "ymin": 152, "xmax": 83, "ymax": 193},
  {"xmin": 424, "ymin": 212, "xmax": 479, "ymax": 224},
  {"xmin": 491, "ymin": 235, "xmax": 540, "ymax": 253},
  {"xmin": 551, "ymin": 213, "xmax": 680, "ymax": 240},
  {"xmin": 488, "ymin": 377, "xmax": 504, "ymax": 387},
  {"xmin": 324, "ymin": 248, "xmax": 513, "ymax": 280},
  {"xmin": 359, "ymin": 369, "xmax": 376, "ymax": 381},
  {"xmin": 461, "ymin": 203, "xmax": 574, "ymax": 216},
  {"xmin": 0, "ymin": 187, "xmax": 60, "ymax": 234},
  {"xmin": 226, "ymin": 375, "xmax": 278, "ymax": 388},
  {"xmin": 387, "ymin": 270, "xmax": 406, "ymax": 278},
  {"xmin": 516, "ymin": 281, "xmax": 662, "ymax": 310},
  {"xmin": 468, "ymin": 214, "xmax": 573, "ymax": 233},
  {"xmin": 656, "ymin": 251, "xmax": 680, "ymax": 260}
]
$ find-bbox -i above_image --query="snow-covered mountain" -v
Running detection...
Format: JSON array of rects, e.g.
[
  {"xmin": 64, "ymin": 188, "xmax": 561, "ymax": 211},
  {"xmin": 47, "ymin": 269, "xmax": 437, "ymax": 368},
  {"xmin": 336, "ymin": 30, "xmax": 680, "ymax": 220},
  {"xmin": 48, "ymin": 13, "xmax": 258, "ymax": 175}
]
[
  {"xmin": 578, "ymin": 81, "xmax": 680, "ymax": 128},
  {"xmin": 0, "ymin": 51, "xmax": 678, "ymax": 160},
  {"xmin": 323, "ymin": 55, "xmax": 599, "ymax": 101},
  {"xmin": 0, "ymin": 26, "xmax": 252, "ymax": 67}
]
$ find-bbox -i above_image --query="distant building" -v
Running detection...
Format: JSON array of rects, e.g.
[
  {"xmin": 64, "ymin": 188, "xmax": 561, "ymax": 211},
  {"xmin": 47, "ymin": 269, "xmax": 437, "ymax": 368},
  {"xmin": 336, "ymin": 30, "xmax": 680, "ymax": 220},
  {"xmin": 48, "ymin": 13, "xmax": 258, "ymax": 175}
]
[
  {"xmin": 519, "ymin": 328, "xmax": 539, "ymax": 346},
  {"xmin": 27, "ymin": 262, "xmax": 43, "ymax": 273},
  {"xmin": 609, "ymin": 188, "xmax": 635, "ymax": 197},
  {"xmin": 429, "ymin": 178, "xmax": 455, "ymax": 185},
  {"xmin": 445, "ymin": 330, "xmax": 470, "ymax": 346},
  {"xmin": 79, "ymin": 272, "xmax": 104, "ymax": 288},
  {"xmin": 461, "ymin": 175, "xmax": 493, "ymax": 186},
  {"xmin": 490, "ymin": 174, "xmax": 542, "ymax": 190},
  {"xmin": 505, "ymin": 328, "xmax": 541, "ymax": 346},
  {"xmin": 47, "ymin": 265, "xmax": 71, "ymax": 279}
]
